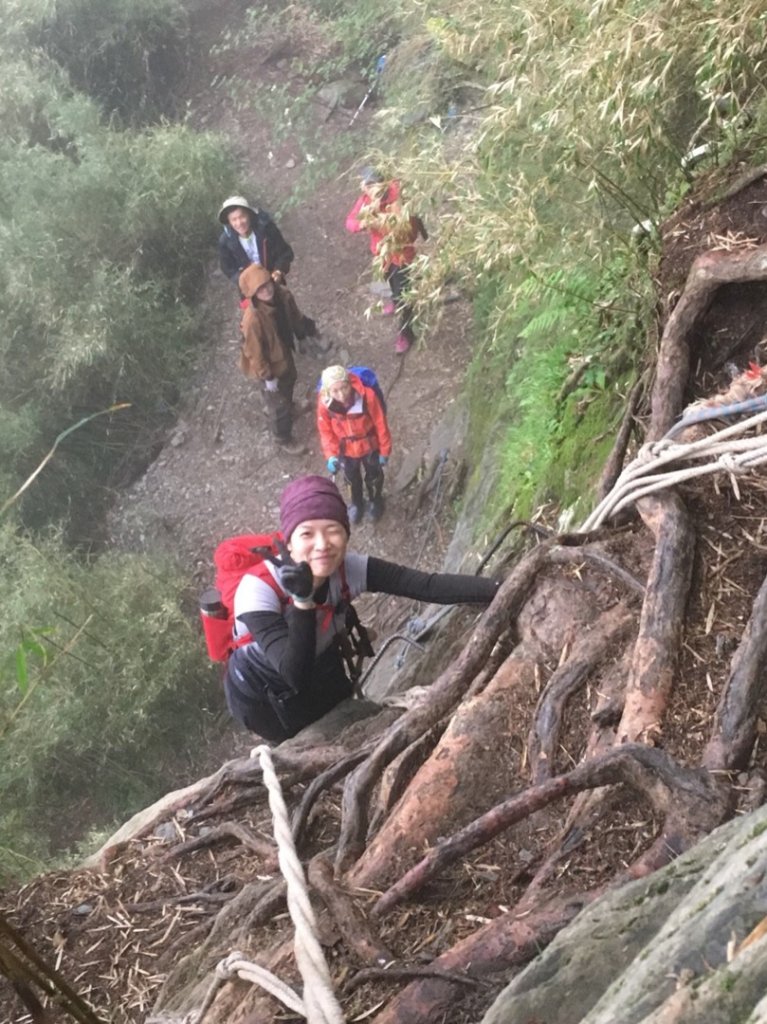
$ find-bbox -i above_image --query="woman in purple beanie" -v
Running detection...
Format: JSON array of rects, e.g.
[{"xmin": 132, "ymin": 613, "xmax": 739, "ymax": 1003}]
[{"xmin": 223, "ymin": 474, "xmax": 499, "ymax": 742}]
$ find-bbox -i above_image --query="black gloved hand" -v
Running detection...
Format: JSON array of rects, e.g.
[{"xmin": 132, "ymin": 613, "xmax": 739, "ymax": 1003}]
[
  {"xmin": 260, "ymin": 539, "xmax": 314, "ymax": 600},
  {"xmin": 302, "ymin": 315, "xmax": 318, "ymax": 338}
]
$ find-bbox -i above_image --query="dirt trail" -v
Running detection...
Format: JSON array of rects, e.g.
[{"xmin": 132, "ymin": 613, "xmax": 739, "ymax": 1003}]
[{"xmin": 110, "ymin": 36, "xmax": 474, "ymax": 588}]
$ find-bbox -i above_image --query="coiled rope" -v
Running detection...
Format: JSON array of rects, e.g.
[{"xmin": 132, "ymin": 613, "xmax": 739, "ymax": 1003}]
[
  {"xmin": 581, "ymin": 407, "xmax": 767, "ymax": 532},
  {"xmin": 188, "ymin": 745, "xmax": 345, "ymax": 1024}
]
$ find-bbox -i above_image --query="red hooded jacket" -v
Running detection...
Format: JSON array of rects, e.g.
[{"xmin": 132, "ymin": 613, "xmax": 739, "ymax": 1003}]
[{"xmin": 345, "ymin": 181, "xmax": 425, "ymax": 270}]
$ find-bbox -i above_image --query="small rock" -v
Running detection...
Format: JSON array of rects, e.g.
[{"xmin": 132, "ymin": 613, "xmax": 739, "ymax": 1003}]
[
  {"xmin": 153, "ymin": 822, "xmax": 177, "ymax": 842},
  {"xmin": 72, "ymin": 902, "xmax": 94, "ymax": 917},
  {"xmin": 285, "ymin": 157, "xmax": 296, "ymax": 169},
  {"xmin": 170, "ymin": 428, "xmax": 188, "ymax": 448}
]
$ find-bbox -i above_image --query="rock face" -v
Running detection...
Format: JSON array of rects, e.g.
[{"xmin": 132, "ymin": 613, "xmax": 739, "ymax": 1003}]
[{"xmin": 480, "ymin": 804, "xmax": 767, "ymax": 1024}]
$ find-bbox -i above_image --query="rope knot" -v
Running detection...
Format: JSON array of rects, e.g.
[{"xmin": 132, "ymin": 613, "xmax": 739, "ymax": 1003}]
[
  {"xmin": 217, "ymin": 952, "xmax": 244, "ymax": 979},
  {"xmin": 719, "ymin": 452, "xmax": 747, "ymax": 475}
]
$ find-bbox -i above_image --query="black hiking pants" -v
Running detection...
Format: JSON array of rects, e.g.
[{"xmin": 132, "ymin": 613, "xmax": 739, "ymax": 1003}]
[
  {"xmin": 386, "ymin": 263, "xmax": 415, "ymax": 343},
  {"xmin": 224, "ymin": 643, "xmax": 353, "ymax": 742},
  {"xmin": 341, "ymin": 452, "xmax": 384, "ymax": 510},
  {"xmin": 261, "ymin": 360, "xmax": 297, "ymax": 441}
]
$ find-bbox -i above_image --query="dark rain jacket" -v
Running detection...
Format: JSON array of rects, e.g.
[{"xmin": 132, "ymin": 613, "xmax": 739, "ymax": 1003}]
[{"xmin": 218, "ymin": 210, "xmax": 294, "ymax": 283}]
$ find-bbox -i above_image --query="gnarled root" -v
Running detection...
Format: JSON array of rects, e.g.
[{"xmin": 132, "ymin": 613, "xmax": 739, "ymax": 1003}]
[{"xmin": 373, "ymin": 745, "xmax": 720, "ymax": 917}]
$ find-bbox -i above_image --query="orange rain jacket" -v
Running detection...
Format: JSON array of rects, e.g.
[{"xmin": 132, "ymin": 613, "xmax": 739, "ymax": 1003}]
[{"xmin": 317, "ymin": 373, "xmax": 392, "ymax": 461}]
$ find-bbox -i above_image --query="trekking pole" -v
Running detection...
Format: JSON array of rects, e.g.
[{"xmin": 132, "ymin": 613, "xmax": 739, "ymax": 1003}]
[{"xmin": 348, "ymin": 54, "xmax": 386, "ymax": 128}]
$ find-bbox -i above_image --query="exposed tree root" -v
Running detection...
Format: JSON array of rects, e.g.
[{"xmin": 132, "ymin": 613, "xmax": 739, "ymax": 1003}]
[
  {"xmin": 615, "ymin": 492, "xmax": 694, "ymax": 745},
  {"xmin": 369, "ymin": 887, "xmax": 603, "ymax": 1024},
  {"xmin": 291, "ymin": 746, "xmax": 374, "ymax": 851},
  {"xmin": 160, "ymin": 821, "xmax": 277, "ymax": 866},
  {"xmin": 650, "ymin": 243, "xmax": 767, "ymax": 440},
  {"xmin": 345, "ymin": 965, "xmax": 479, "ymax": 992},
  {"xmin": 352, "ymin": 655, "xmax": 532, "ymax": 888},
  {"xmin": 372, "ymin": 745, "xmax": 720, "ymax": 917},
  {"xmin": 351, "ymin": 657, "xmax": 536, "ymax": 889},
  {"xmin": 308, "ymin": 856, "xmax": 393, "ymax": 966},
  {"xmin": 368, "ymin": 718, "xmax": 449, "ymax": 836},
  {"xmin": 335, "ymin": 541, "xmax": 556, "ymax": 874},
  {"xmin": 547, "ymin": 544, "xmax": 646, "ymax": 597},
  {"xmin": 528, "ymin": 603, "xmax": 635, "ymax": 784},
  {"xmin": 704, "ymin": 568, "xmax": 767, "ymax": 774}
]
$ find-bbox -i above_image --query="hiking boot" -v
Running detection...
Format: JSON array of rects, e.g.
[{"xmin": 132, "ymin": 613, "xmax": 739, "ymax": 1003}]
[
  {"xmin": 276, "ymin": 437, "xmax": 307, "ymax": 456},
  {"xmin": 382, "ymin": 299, "xmax": 396, "ymax": 316},
  {"xmin": 366, "ymin": 498, "xmax": 383, "ymax": 522},
  {"xmin": 348, "ymin": 504, "xmax": 362, "ymax": 525},
  {"xmin": 394, "ymin": 333, "xmax": 411, "ymax": 354}
]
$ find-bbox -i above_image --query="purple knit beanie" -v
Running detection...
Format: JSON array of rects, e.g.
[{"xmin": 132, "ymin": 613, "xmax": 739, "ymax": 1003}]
[{"xmin": 280, "ymin": 475, "xmax": 351, "ymax": 540}]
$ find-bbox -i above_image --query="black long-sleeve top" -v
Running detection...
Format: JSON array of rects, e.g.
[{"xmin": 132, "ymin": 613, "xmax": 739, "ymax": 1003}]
[{"xmin": 236, "ymin": 555, "xmax": 498, "ymax": 695}]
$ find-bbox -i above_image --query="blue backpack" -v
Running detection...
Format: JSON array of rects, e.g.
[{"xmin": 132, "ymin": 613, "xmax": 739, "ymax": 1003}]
[{"xmin": 317, "ymin": 366, "xmax": 387, "ymax": 414}]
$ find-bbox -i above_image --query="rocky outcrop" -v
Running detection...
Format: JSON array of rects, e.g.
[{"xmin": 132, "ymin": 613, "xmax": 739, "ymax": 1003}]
[{"xmin": 480, "ymin": 804, "xmax": 767, "ymax": 1024}]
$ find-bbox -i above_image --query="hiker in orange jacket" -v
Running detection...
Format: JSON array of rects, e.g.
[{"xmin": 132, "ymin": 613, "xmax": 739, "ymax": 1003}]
[
  {"xmin": 345, "ymin": 167, "xmax": 427, "ymax": 354},
  {"xmin": 317, "ymin": 365, "xmax": 392, "ymax": 523}
]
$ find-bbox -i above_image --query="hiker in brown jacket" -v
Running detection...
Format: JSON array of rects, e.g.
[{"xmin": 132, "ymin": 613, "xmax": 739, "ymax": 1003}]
[{"xmin": 238, "ymin": 264, "xmax": 316, "ymax": 455}]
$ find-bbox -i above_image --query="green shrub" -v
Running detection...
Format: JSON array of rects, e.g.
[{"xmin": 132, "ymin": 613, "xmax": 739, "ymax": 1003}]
[{"xmin": 0, "ymin": 521, "xmax": 216, "ymax": 881}]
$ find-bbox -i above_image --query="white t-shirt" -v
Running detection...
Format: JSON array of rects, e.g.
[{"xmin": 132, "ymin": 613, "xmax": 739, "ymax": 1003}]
[
  {"xmin": 233, "ymin": 552, "xmax": 369, "ymax": 656},
  {"xmin": 239, "ymin": 232, "xmax": 261, "ymax": 265}
]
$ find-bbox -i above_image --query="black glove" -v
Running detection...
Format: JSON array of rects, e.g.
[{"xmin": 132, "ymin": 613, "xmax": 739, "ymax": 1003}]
[
  {"xmin": 261, "ymin": 539, "xmax": 314, "ymax": 600},
  {"xmin": 302, "ymin": 316, "xmax": 318, "ymax": 338}
]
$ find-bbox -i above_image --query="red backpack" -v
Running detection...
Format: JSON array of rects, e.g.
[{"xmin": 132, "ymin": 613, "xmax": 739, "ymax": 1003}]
[
  {"xmin": 199, "ymin": 532, "xmax": 358, "ymax": 663},
  {"xmin": 200, "ymin": 532, "xmax": 286, "ymax": 662}
]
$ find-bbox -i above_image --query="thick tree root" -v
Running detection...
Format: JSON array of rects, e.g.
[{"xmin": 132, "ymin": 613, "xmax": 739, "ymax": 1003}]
[
  {"xmin": 368, "ymin": 718, "xmax": 449, "ymax": 836},
  {"xmin": 351, "ymin": 657, "xmax": 536, "ymax": 889},
  {"xmin": 615, "ymin": 492, "xmax": 694, "ymax": 745},
  {"xmin": 650, "ymin": 243, "xmax": 767, "ymax": 440},
  {"xmin": 308, "ymin": 856, "xmax": 393, "ymax": 966},
  {"xmin": 335, "ymin": 541, "xmax": 556, "ymax": 875},
  {"xmin": 372, "ymin": 745, "xmax": 719, "ymax": 917},
  {"xmin": 369, "ymin": 887, "xmax": 603, "ymax": 1024},
  {"xmin": 704, "ymin": 567, "xmax": 767, "ymax": 774}
]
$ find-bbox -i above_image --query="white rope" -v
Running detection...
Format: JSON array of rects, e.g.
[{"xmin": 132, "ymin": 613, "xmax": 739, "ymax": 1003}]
[
  {"xmin": 188, "ymin": 747, "xmax": 346, "ymax": 1024},
  {"xmin": 189, "ymin": 950, "xmax": 307, "ymax": 1023},
  {"xmin": 581, "ymin": 409, "xmax": 767, "ymax": 531},
  {"xmin": 252, "ymin": 743, "xmax": 346, "ymax": 1024}
]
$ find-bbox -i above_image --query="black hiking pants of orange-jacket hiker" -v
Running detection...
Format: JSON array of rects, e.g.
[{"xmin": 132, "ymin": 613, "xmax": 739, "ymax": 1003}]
[
  {"xmin": 224, "ymin": 643, "xmax": 353, "ymax": 742},
  {"xmin": 341, "ymin": 452, "xmax": 383, "ymax": 510}
]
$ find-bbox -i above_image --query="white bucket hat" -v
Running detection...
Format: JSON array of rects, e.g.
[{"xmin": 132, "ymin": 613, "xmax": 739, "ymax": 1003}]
[{"xmin": 218, "ymin": 195, "xmax": 258, "ymax": 224}]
